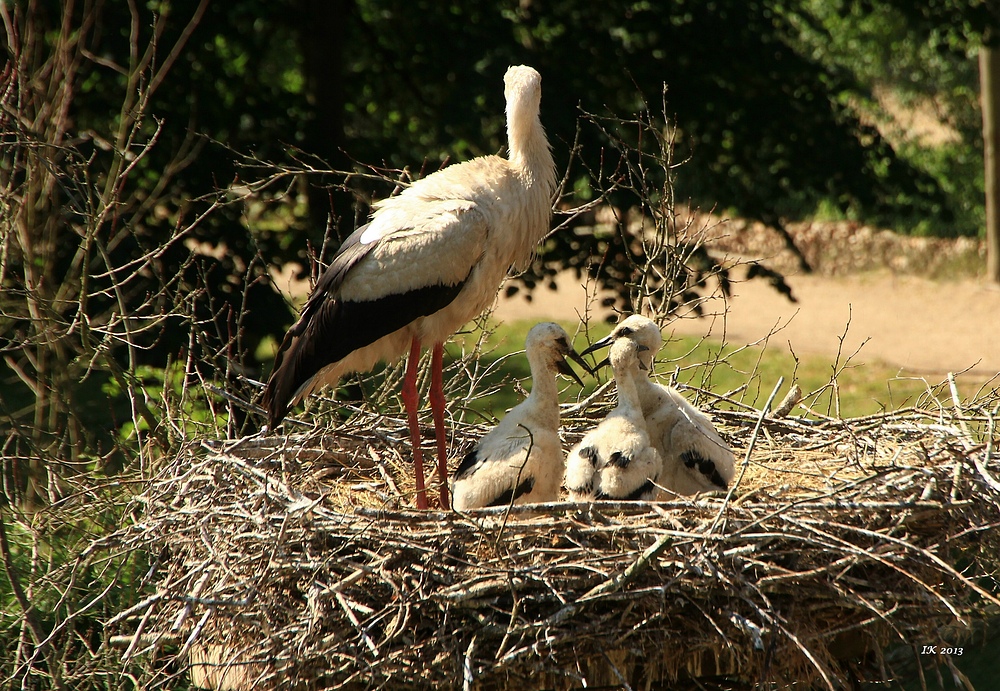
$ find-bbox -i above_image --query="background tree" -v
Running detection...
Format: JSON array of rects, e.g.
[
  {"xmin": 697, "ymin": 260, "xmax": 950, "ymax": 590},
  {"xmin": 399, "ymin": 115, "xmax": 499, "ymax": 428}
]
[
  {"xmin": 0, "ymin": 0, "xmax": 298, "ymax": 506},
  {"xmin": 790, "ymin": 0, "xmax": 995, "ymax": 280},
  {"xmin": 984, "ymin": 41, "xmax": 1000, "ymax": 284},
  {"xmin": 297, "ymin": 0, "xmax": 959, "ymax": 269}
]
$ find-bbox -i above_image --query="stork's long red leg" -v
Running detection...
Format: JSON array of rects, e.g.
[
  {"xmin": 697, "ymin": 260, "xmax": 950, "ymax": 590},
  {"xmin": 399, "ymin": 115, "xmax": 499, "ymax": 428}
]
[
  {"xmin": 401, "ymin": 337, "xmax": 428, "ymax": 509},
  {"xmin": 429, "ymin": 342, "xmax": 450, "ymax": 509}
]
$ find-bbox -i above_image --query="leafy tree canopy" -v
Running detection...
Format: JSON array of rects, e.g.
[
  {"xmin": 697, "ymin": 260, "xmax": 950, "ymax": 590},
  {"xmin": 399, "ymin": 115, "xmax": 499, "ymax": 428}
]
[{"xmin": 330, "ymin": 0, "xmax": 958, "ymax": 232}]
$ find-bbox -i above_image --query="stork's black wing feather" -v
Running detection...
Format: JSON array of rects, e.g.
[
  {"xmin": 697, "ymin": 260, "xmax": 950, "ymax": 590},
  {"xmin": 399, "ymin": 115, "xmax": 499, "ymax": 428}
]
[
  {"xmin": 262, "ymin": 223, "xmax": 468, "ymax": 429},
  {"xmin": 268, "ymin": 223, "xmax": 374, "ymax": 379},
  {"xmin": 595, "ymin": 478, "xmax": 655, "ymax": 501},
  {"xmin": 681, "ymin": 450, "xmax": 728, "ymax": 489}
]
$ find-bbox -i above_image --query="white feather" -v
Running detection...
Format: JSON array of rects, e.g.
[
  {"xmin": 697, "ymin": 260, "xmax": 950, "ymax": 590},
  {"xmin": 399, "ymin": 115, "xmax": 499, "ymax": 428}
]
[
  {"xmin": 564, "ymin": 338, "xmax": 661, "ymax": 502},
  {"xmin": 452, "ymin": 323, "xmax": 577, "ymax": 510},
  {"xmin": 596, "ymin": 315, "xmax": 736, "ymax": 496},
  {"xmin": 275, "ymin": 65, "xmax": 557, "ymax": 408}
]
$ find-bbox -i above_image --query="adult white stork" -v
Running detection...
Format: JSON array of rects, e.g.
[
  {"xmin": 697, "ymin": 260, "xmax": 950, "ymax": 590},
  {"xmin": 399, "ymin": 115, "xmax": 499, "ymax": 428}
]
[
  {"xmin": 564, "ymin": 338, "xmax": 662, "ymax": 502},
  {"xmin": 582, "ymin": 315, "xmax": 736, "ymax": 495},
  {"xmin": 452, "ymin": 322, "xmax": 587, "ymax": 510},
  {"xmin": 262, "ymin": 65, "xmax": 556, "ymax": 510}
]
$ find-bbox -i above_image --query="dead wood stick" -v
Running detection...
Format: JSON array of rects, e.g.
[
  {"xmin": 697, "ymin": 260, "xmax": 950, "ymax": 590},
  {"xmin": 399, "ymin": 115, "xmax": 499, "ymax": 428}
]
[
  {"xmin": 577, "ymin": 532, "xmax": 674, "ymax": 603},
  {"xmin": 772, "ymin": 383, "xmax": 803, "ymax": 419}
]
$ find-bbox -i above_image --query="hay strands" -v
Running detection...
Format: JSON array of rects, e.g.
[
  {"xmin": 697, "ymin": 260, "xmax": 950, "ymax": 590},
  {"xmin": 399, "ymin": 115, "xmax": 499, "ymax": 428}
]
[{"xmin": 104, "ymin": 400, "xmax": 1000, "ymax": 689}]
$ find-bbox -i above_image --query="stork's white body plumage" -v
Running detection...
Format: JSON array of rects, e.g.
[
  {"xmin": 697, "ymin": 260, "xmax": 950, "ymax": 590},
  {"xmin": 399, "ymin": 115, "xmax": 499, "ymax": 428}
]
[
  {"xmin": 452, "ymin": 323, "xmax": 585, "ymax": 510},
  {"xmin": 564, "ymin": 338, "xmax": 661, "ymax": 502},
  {"xmin": 584, "ymin": 315, "xmax": 735, "ymax": 496},
  {"xmin": 262, "ymin": 66, "xmax": 556, "ymax": 509}
]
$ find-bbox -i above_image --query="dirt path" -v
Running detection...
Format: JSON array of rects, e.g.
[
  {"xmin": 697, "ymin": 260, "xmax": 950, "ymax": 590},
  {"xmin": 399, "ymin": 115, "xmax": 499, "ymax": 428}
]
[{"xmin": 494, "ymin": 270, "xmax": 1000, "ymax": 381}]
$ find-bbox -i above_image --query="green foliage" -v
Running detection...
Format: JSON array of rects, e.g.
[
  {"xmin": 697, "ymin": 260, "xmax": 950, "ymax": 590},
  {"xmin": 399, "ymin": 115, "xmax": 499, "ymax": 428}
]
[
  {"xmin": 896, "ymin": 138, "xmax": 985, "ymax": 236},
  {"xmin": 0, "ymin": 501, "xmax": 154, "ymax": 689},
  {"xmin": 1, "ymin": 0, "xmax": 285, "ymax": 506},
  {"xmin": 335, "ymin": 0, "xmax": 959, "ymax": 234},
  {"xmin": 101, "ymin": 363, "xmax": 230, "ymax": 443},
  {"xmin": 782, "ymin": 0, "xmax": 986, "ymax": 236}
]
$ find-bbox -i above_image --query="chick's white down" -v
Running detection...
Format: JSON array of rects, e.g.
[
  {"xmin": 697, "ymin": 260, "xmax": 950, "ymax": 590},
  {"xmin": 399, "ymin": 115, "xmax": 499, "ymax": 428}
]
[
  {"xmin": 564, "ymin": 338, "xmax": 661, "ymax": 502},
  {"xmin": 452, "ymin": 323, "xmax": 585, "ymax": 510},
  {"xmin": 589, "ymin": 315, "xmax": 736, "ymax": 495}
]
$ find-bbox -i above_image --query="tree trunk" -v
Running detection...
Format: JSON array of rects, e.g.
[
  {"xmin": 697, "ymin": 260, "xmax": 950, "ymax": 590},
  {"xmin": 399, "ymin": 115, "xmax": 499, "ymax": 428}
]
[
  {"xmin": 298, "ymin": 0, "xmax": 352, "ymax": 243},
  {"xmin": 980, "ymin": 44, "xmax": 1000, "ymax": 285}
]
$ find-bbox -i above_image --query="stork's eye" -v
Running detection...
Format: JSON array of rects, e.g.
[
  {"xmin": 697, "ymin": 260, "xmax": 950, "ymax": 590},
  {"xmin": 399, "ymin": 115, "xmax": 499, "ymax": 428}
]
[
  {"xmin": 556, "ymin": 337, "xmax": 569, "ymax": 348},
  {"xmin": 619, "ymin": 327, "xmax": 633, "ymax": 336}
]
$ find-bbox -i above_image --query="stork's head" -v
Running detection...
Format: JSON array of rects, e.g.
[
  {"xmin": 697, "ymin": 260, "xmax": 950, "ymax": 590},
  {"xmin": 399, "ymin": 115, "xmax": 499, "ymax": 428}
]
[
  {"xmin": 582, "ymin": 315, "xmax": 662, "ymax": 371},
  {"xmin": 525, "ymin": 322, "xmax": 588, "ymax": 386},
  {"xmin": 504, "ymin": 65, "xmax": 542, "ymax": 124}
]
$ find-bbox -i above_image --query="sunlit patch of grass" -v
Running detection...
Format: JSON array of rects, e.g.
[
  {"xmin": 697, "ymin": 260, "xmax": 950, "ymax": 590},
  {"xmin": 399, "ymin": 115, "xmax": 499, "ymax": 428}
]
[
  {"xmin": 451, "ymin": 318, "xmax": 988, "ymax": 421},
  {"xmin": 667, "ymin": 335, "xmax": 987, "ymax": 419}
]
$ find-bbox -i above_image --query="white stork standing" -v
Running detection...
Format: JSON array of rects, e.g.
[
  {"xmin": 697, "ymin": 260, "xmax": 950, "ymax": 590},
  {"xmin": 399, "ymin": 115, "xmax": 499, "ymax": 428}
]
[
  {"xmin": 564, "ymin": 338, "xmax": 662, "ymax": 502},
  {"xmin": 262, "ymin": 66, "xmax": 557, "ymax": 510},
  {"xmin": 452, "ymin": 322, "xmax": 588, "ymax": 510},
  {"xmin": 582, "ymin": 315, "xmax": 736, "ymax": 495}
]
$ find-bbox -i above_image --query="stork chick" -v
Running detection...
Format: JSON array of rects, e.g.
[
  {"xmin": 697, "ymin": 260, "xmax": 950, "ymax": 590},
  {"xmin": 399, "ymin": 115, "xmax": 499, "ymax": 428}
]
[
  {"xmin": 262, "ymin": 66, "xmax": 557, "ymax": 510},
  {"xmin": 564, "ymin": 338, "xmax": 661, "ymax": 502},
  {"xmin": 452, "ymin": 323, "xmax": 587, "ymax": 510},
  {"xmin": 583, "ymin": 315, "xmax": 735, "ymax": 495}
]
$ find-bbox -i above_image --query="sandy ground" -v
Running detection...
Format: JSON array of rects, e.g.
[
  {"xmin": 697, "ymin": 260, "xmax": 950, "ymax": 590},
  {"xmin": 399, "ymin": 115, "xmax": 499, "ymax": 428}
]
[{"xmin": 494, "ymin": 269, "xmax": 1000, "ymax": 381}]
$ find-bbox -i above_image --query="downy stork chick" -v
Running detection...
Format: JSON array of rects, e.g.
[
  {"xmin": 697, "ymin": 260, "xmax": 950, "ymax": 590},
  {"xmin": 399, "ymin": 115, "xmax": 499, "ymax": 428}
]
[
  {"xmin": 262, "ymin": 66, "xmax": 556, "ymax": 510},
  {"xmin": 564, "ymin": 338, "xmax": 661, "ymax": 502},
  {"xmin": 583, "ymin": 315, "xmax": 735, "ymax": 495},
  {"xmin": 452, "ymin": 323, "xmax": 588, "ymax": 510}
]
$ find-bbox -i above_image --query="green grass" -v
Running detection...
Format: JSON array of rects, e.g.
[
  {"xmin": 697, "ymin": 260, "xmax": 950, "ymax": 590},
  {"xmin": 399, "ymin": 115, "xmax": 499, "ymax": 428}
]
[{"xmin": 449, "ymin": 318, "xmax": 992, "ymax": 421}]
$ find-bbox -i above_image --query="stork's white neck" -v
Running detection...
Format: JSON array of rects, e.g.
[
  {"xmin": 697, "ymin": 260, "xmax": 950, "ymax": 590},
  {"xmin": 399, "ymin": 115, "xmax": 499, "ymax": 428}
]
[
  {"xmin": 506, "ymin": 107, "xmax": 556, "ymax": 193},
  {"xmin": 632, "ymin": 368, "xmax": 662, "ymax": 416}
]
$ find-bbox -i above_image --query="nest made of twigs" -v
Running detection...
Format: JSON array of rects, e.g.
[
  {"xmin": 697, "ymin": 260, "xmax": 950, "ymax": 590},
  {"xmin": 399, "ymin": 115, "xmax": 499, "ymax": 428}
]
[{"xmin": 107, "ymin": 390, "xmax": 1000, "ymax": 691}]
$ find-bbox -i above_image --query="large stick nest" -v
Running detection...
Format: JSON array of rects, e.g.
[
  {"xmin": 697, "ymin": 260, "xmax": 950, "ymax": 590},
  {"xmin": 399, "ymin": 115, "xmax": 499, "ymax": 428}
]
[{"xmin": 111, "ymin": 392, "xmax": 1000, "ymax": 690}]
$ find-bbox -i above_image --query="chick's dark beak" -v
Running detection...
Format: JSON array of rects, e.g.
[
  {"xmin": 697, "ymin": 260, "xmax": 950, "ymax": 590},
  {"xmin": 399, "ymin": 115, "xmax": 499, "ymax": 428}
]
[
  {"xmin": 588, "ymin": 342, "xmax": 648, "ymax": 372},
  {"xmin": 569, "ymin": 346, "xmax": 594, "ymax": 375},
  {"xmin": 581, "ymin": 333, "xmax": 615, "ymax": 358},
  {"xmin": 556, "ymin": 349, "xmax": 587, "ymax": 387}
]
